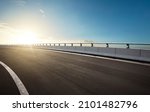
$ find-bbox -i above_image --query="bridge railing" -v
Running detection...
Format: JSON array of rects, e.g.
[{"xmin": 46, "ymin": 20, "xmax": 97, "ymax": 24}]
[
  {"xmin": 33, "ymin": 43, "xmax": 150, "ymax": 50},
  {"xmin": 32, "ymin": 43, "xmax": 150, "ymax": 62},
  {"xmin": 1, "ymin": 43, "xmax": 150, "ymax": 62}
]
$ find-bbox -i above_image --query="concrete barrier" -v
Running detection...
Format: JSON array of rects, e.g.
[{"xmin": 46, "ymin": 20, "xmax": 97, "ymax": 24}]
[
  {"xmin": 116, "ymin": 48, "xmax": 141, "ymax": 57},
  {"xmin": 141, "ymin": 50, "xmax": 150, "ymax": 58},
  {"xmin": 31, "ymin": 43, "xmax": 150, "ymax": 62},
  {"xmin": 97, "ymin": 47, "xmax": 116, "ymax": 56}
]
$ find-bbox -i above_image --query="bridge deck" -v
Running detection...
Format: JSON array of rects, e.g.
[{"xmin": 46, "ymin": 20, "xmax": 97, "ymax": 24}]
[{"xmin": 0, "ymin": 47, "xmax": 150, "ymax": 95}]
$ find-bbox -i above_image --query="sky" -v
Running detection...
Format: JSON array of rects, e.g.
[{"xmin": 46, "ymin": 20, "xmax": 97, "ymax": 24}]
[{"xmin": 0, "ymin": 0, "xmax": 150, "ymax": 44}]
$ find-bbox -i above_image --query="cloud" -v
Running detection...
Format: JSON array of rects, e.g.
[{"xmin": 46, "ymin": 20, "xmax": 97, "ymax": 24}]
[
  {"xmin": 0, "ymin": 22, "xmax": 17, "ymax": 44},
  {"xmin": 40, "ymin": 9, "xmax": 45, "ymax": 14},
  {"xmin": 15, "ymin": 0, "xmax": 27, "ymax": 6},
  {"xmin": 0, "ymin": 23, "xmax": 8, "ymax": 29},
  {"xmin": 0, "ymin": 22, "xmax": 15, "ymax": 33},
  {"xmin": 39, "ymin": 9, "xmax": 46, "ymax": 18}
]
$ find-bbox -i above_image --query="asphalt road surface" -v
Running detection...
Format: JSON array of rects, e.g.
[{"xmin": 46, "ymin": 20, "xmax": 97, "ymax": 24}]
[{"xmin": 0, "ymin": 47, "xmax": 150, "ymax": 95}]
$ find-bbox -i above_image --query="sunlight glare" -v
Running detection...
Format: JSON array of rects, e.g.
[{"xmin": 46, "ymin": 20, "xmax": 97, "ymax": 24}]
[{"xmin": 15, "ymin": 30, "xmax": 38, "ymax": 44}]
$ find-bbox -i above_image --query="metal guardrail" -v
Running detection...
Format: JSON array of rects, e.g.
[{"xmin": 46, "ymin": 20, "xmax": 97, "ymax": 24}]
[
  {"xmin": 1, "ymin": 43, "xmax": 150, "ymax": 62},
  {"xmin": 1, "ymin": 43, "xmax": 150, "ymax": 50},
  {"xmin": 33, "ymin": 43, "xmax": 150, "ymax": 50}
]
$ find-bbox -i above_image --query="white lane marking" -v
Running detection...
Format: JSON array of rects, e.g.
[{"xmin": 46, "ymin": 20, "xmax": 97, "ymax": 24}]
[
  {"xmin": 0, "ymin": 61, "xmax": 29, "ymax": 95},
  {"xmin": 46, "ymin": 49, "xmax": 150, "ymax": 67}
]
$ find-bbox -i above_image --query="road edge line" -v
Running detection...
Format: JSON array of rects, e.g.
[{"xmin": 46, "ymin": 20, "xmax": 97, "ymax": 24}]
[{"xmin": 0, "ymin": 61, "xmax": 29, "ymax": 95}]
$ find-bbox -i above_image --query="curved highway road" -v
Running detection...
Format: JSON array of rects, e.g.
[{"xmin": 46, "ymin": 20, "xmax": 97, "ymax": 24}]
[{"xmin": 0, "ymin": 47, "xmax": 150, "ymax": 95}]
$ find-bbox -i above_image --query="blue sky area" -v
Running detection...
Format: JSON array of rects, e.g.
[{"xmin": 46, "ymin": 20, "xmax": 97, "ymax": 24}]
[{"xmin": 0, "ymin": 0, "xmax": 150, "ymax": 44}]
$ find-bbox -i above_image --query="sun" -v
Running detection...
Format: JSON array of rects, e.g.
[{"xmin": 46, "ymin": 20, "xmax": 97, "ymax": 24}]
[{"xmin": 15, "ymin": 30, "xmax": 38, "ymax": 44}]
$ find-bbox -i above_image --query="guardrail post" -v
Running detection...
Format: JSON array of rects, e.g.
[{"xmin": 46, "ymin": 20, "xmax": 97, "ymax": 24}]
[
  {"xmin": 80, "ymin": 43, "xmax": 82, "ymax": 47},
  {"xmin": 91, "ymin": 43, "xmax": 93, "ymax": 47},
  {"xmin": 71, "ymin": 43, "xmax": 73, "ymax": 47},
  {"xmin": 126, "ymin": 44, "xmax": 129, "ymax": 49},
  {"xmin": 106, "ymin": 43, "xmax": 109, "ymax": 48}
]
